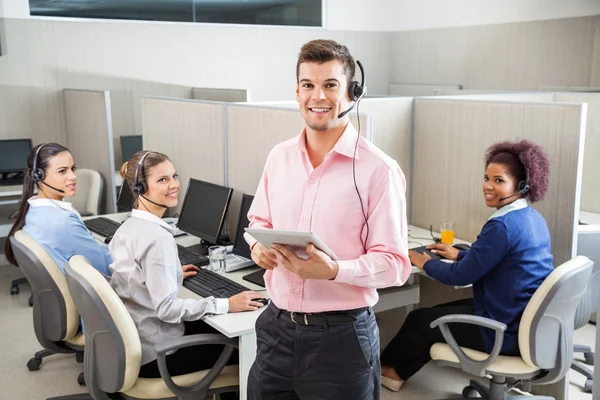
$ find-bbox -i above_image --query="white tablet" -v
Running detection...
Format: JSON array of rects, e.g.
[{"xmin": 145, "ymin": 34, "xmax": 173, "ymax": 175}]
[{"xmin": 245, "ymin": 228, "xmax": 338, "ymax": 260}]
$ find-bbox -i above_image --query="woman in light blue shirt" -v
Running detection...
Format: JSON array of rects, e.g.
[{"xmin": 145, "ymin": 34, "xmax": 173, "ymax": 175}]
[{"xmin": 4, "ymin": 143, "xmax": 112, "ymax": 276}]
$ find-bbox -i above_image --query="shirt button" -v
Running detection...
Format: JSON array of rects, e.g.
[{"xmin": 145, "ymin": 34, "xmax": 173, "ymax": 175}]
[{"xmin": 292, "ymin": 288, "xmax": 300, "ymax": 295}]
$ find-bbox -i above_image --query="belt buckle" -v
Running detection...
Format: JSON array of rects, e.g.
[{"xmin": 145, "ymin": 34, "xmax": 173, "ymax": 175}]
[{"xmin": 290, "ymin": 311, "xmax": 309, "ymax": 325}]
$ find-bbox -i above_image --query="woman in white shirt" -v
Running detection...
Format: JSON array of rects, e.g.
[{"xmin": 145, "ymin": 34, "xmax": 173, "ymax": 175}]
[
  {"xmin": 4, "ymin": 143, "xmax": 111, "ymax": 275},
  {"xmin": 109, "ymin": 150, "xmax": 264, "ymax": 384}
]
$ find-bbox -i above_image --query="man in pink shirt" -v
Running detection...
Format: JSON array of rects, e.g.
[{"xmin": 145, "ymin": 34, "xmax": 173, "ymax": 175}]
[{"xmin": 246, "ymin": 39, "xmax": 411, "ymax": 400}]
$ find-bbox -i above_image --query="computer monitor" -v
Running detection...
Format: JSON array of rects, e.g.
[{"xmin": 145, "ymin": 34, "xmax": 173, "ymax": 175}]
[
  {"xmin": 117, "ymin": 183, "xmax": 135, "ymax": 212},
  {"xmin": 0, "ymin": 139, "xmax": 32, "ymax": 174},
  {"xmin": 233, "ymin": 194, "xmax": 254, "ymax": 258},
  {"xmin": 120, "ymin": 135, "xmax": 143, "ymax": 162},
  {"xmin": 177, "ymin": 178, "xmax": 233, "ymax": 245}
]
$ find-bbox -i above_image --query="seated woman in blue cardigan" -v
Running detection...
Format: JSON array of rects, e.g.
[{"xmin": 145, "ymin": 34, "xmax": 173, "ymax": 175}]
[{"xmin": 380, "ymin": 139, "xmax": 553, "ymax": 392}]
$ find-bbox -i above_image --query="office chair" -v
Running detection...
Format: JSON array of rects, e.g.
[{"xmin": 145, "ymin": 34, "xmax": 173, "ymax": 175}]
[
  {"xmin": 570, "ymin": 225, "xmax": 600, "ymax": 392},
  {"xmin": 9, "ymin": 231, "xmax": 85, "ymax": 383},
  {"xmin": 60, "ymin": 255, "xmax": 239, "ymax": 400},
  {"xmin": 64, "ymin": 169, "xmax": 104, "ymax": 216},
  {"xmin": 429, "ymin": 255, "xmax": 593, "ymax": 399}
]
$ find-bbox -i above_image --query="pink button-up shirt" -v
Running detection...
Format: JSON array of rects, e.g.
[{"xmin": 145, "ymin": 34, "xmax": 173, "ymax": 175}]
[{"xmin": 246, "ymin": 123, "xmax": 411, "ymax": 313}]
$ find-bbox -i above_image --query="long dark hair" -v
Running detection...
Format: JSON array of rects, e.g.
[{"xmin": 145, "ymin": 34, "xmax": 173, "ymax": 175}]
[{"xmin": 4, "ymin": 143, "xmax": 69, "ymax": 266}]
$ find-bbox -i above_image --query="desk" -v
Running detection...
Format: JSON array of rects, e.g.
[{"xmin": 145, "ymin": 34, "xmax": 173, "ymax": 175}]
[{"xmin": 580, "ymin": 210, "xmax": 600, "ymax": 225}]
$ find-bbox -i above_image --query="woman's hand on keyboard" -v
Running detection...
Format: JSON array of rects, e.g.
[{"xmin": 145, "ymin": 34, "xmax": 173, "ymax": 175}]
[
  {"xmin": 427, "ymin": 244, "xmax": 459, "ymax": 260},
  {"xmin": 228, "ymin": 291, "xmax": 266, "ymax": 312},
  {"xmin": 182, "ymin": 264, "xmax": 199, "ymax": 279}
]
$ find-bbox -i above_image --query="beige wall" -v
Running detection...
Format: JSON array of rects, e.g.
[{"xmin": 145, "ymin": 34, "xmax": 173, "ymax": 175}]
[{"xmin": 392, "ymin": 16, "xmax": 600, "ymax": 91}]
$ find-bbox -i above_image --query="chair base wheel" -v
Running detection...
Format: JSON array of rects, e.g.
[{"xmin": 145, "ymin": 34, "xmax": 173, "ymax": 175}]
[
  {"xmin": 28, "ymin": 295, "xmax": 33, "ymax": 307},
  {"xmin": 10, "ymin": 284, "xmax": 19, "ymax": 295},
  {"xmin": 27, "ymin": 358, "xmax": 42, "ymax": 371},
  {"xmin": 462, "ymin": 386, "xmax": 481, "ymax": 398},
  {"xmin": 77, "ymin": 372, "xmax": 86, "ymax": 386},
  {"xmin": 584, "ymin": 352, "xmax": 594, "ymax": 365}
]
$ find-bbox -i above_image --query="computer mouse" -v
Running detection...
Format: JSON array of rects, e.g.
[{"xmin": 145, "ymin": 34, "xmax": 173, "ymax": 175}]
[
  {"xmin": 252, "ymin": 298, "xmax": 269, "ymax": 305},
  {"xmin": 104, "ymin": 235, "xmax": 114, "ymax": 245},
  {"xmin": 453, "ymin": 243, "xmax": 471, "ymax": 251}
]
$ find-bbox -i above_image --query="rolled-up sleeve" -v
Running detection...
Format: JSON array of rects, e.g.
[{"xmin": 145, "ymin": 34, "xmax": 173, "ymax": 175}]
[{"xmin": 333, "ymin": 164, "xmax": 411, "ymax": 289}]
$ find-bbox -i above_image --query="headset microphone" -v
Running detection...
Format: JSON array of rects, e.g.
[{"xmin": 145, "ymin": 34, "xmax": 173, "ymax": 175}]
[
  {"xmin": 40, "ymin": 181, "xmax": 65, "ymax": 194},
  {"xmin": 338, "ymin": 60, "xmax": 366, "ymax": 119},
  {"xmin": 133, "ymin": 152, "xmax": 168, "ymax": 209},
  {"xmin": 498, "ymin": 181, "xmax": 530, "ymax": 202}
]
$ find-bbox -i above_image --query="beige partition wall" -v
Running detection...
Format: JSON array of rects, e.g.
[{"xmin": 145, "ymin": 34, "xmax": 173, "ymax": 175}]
[
  {"xmin": 412, "ymin": 99, "xmax": 586, "ymax": 267},
  {"xmin": 192, "ymin": 88, "xmax": 250, "ymax": 103},
  {"xmin": 0, "ymin": 85, "xmax": 66, "ymax": 144},
  {"xmin": 555, "ymin": 93, "xmax": 600, "ymax": 214},
  {"xmin": 226, "ymin": 103, "xmax": 371, "ymax": 239},
  {"xmin": 433, "ymin": 92, "xmax": 556, "ymax": 102},
  {"xmin": 63, "ymin": 89, "xmax": 117, "ymax": 213},
  {"xmin": 141, "ymin": 97, "xmax": 225, "ymax": 215},
  {"xmin": 390, "ymin": 83, "xmax": 461, "ymax": 96}
]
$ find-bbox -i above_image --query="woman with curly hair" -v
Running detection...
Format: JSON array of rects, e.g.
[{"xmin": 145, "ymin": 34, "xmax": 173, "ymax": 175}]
[{"xmin": 380, "ymin": 139, "xmax": 553, "ymax": 392}]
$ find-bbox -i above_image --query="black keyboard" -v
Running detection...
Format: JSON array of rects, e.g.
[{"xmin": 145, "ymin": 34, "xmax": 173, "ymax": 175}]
[
  {"xmin": 177, "ymin": 244, "xmax": 209, "ymax": 267},
  {"xmin": 84, "ymin": 217, "xmax": 121, "ymax": 237},
  {"xmin": 411, "ymin": 245, "xmax": 442, "ymax": 261},
  {"xmin": 183, "ymin": 268, "xmax": 250, "ymax": 298}
]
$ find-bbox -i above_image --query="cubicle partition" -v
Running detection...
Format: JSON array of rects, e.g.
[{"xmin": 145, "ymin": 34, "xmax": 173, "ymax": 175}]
[
  {"xmin": 412, "ymin": 98, "xmax": 586, "ymax": 267},
  {"xmin": 63, "ymin": 89, "xmax": 118, "ymax": 214},
  {"xmin": 390, "ymin": 83, "xmax": 462, "ymax": 96},
  {"xmin": 141, "ymin": 97, "xmax": 226, "ymax": 216},
  {"xmin": 554, "ymin": 93, "xmax": 600, "ymax": 214},
  {"xmin": 192, "ymin": 87, "xmax": 250, "ymax": 103},
  {"xmin": 0, "ymin": 85, "xmax": 66, "ymax": 144}
]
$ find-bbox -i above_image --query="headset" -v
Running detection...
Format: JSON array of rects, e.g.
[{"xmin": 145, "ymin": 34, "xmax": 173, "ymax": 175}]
[
  {"xmin": 337, "ymin": 59, "xmax": 369, "ymax": 251},
  {"xmin": 498, "ymin": 179, "xmax": 530, "ymax": 202},
  {"xmin": 132, "ymin": 151, "xmax": 168, "ymax": 209},
  {"xmin": 31, "ymin": 143, "xmax": 65, "ymax": 194}
]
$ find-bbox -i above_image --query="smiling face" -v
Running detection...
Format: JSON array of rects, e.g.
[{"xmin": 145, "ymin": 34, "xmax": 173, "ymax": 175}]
[
  {"xmin": 41, "ymin": 151, "xmax": 77, "ymax": 199},
  {"xmin": 296, "ymin": 60, "xmax": 351, "ymax": 133},
  {"xmin": 143, "ymin": 160, "xmax": 180, "ymax": 209},
  {"xmin": 483, "ymin": 162, "xmax": 520, "ymax": 209}
]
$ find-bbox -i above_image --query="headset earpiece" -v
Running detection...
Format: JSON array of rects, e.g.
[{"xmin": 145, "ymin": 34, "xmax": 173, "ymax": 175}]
[
  {"xmin": 517, "ymin": 180, "xmax": 530, "ymax": 194},
  {"xmin": 133, "ymin": 152, "xmax": 150, "ymax": 196},
  {"xmin": 133, "ymin": 181, "xmax": 147, "ymax": 196},
  {"xmin": 32, "ymin": 144, "xmax": 46, "ymax": 183},
  {"xmin": 347, "ymin": 60, "xmax": 366, "ymax": 102}
]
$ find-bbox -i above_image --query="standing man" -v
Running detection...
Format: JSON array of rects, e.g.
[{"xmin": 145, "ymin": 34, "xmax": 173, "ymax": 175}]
[{"xmin": 246, "ymin": 39, "xmax": 411, "ymax": 400}]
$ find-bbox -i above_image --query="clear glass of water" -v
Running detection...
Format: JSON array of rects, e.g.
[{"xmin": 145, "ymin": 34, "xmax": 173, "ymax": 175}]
[{"xmin": 208, "ymin": 246, "xmax": 227, "ymax": 274}]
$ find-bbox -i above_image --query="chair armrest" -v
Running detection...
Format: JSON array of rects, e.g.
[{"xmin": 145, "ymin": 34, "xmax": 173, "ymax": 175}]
[
  {"xmin": 154, "ymin": 333, "xmax": 238, "ymax": 400},
  {"xmin": 431, "ymin": 314, "xmax": 507, "ymax": 377}
]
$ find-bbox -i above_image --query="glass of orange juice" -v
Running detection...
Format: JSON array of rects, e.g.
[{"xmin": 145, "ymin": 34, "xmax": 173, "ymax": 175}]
[{"xmin": 440, "ymin": 222, "xmax": 454, "ymax": 245}]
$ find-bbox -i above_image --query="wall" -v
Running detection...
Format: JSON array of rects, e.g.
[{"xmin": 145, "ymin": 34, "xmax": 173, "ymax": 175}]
[
  {"xmin": 0, "ymin": 18, "xmax": 391, "ymax": 101},
  {"xmin": 391, "ymin": 16, "xmax": 600, "ymax": 91}
]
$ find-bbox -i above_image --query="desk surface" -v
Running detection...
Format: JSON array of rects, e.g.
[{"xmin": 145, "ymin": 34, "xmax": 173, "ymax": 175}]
[
  {"xmin": 580, "ymin": 210, "xmax": 600, "ymax": 225},
  {"xmin": 94, "ymin": 213, "xmax": 464, "ymax": 337}
]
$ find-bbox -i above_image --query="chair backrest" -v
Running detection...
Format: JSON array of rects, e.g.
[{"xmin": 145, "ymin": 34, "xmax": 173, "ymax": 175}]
[
  {"xmin": 64, "ymin": 168, "xmax": 103, "ymax": 215},
  {"xmin": 518, "ymin": 255, "xmax": 593, "ymax": 384},
  {"xmin": 574, "ymin": 225, "xmax": 600, "ymax": 328},
  {"xmin": 64, "ymin": 255, "xmax": 142, "ymax": 395},
  {"xmin": 10, "ymin": 231, "xmax": 79, "ymax": 344}
]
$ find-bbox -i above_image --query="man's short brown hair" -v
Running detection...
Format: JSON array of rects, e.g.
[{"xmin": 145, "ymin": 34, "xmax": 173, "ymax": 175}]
[{"xmin": 296, "ymin": 39, "xmax": 355, "ymax": 84}]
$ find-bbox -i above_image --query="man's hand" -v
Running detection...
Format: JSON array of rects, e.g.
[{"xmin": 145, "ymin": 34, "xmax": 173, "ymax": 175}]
[
  {"xmin": 427, "ymin": 243, "xmax": 460, "ymax": 260},
  {"xmin": 271, "ymin": 244, "xmax": 339, "ymax": 280},
  {"xmin": 408, "ymin": 251, "xmax": 430, "ymax": 270},
  {"xmin": 182, "ymin": 264, "xmax": 199, "ymax": 279},
  {"xmin": 251, "ymin": 242, "xmax": 278, "ymax": 270}
]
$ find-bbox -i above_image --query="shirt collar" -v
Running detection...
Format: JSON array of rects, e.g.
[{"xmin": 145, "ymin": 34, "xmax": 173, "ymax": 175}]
[
  {"xmin": 131, "ymin": 209, "xmax": 175, "ymax": 234},
  {"xmin": 296, "ymin": 123, "xmax": 360, "ymax": 160},
  {"xmin": 28, "ymin": 196, "xmax": 75, "ymax": 212},
  {"xmin": 488, "ymin": 198, "xmax": 528, "ymax": 220}
]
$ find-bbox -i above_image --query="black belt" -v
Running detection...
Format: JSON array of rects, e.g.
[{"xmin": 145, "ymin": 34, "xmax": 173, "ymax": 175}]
[{"xmin": 275, "ymin": 304, "xmax": 369, "ymax": 326}]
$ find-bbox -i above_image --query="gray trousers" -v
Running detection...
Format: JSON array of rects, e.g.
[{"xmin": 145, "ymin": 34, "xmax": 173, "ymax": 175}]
[{"xmin": 248, "ymin": 302, "xmax": 381, "ymax": 400}]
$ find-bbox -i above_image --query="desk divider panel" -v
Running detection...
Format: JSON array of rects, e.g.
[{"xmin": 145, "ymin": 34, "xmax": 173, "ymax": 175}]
[
  {"xmin": 0, "ymin": 85, "xmax": 66, "ymax": 144},
  {"xmin": 63, "ymin": 89, "xmax": 117, "ymax": 214},
  {"xmin": 390, "ymin": 83, "xmax": 462, "ymax": 97},
  {"xmin": 554, "ymin": 93, "xmax": 600, "ymax": 214},
  {"xmin": 226, "ymin": 103, "xmax": 371, "ymax": 240},
  {"xmin": 412, "ymin": 99, "xmax": 586, "ymax": 268},
  {"xmin": 432, "ymin": 91, "xmax": 556, "ymax": 102},
  {"xmin": 141, "ymin": 97, "xmax": 225, "ymax": 216},
  {"xmin": 192, "ymin": 88, "xmax": 250, "ymax": 103}
]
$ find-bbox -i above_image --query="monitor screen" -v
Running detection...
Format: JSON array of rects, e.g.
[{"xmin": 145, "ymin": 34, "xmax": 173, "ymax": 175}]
[
  {"xmin": 120, "ymin": 135, "xmax": 143, "ymax": 162},
  {"xmin": 234, "ymin": 194, "xmax": 254, "ymax": 256},
  {"xmin": 0, "ymin": 139, "xmax": 32, "ymax": 174},
  {"xmin": 177, "ymin": 178, "xmax": 233, "ymax": 245},
  {"xmin": 117, "ymin": 183, "xmax": 135, "ymax": 212}
]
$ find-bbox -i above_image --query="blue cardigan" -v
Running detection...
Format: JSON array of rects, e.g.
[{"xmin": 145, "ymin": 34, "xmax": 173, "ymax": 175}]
[{"xmin": 424, "ymin": 203, "xmax": 553, "ymax": 354}]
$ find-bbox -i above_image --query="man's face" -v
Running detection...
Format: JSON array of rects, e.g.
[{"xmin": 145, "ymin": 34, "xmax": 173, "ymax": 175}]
[{"xmin": 296, "ymin": 60, "xmax": 351, "ymax": 132}]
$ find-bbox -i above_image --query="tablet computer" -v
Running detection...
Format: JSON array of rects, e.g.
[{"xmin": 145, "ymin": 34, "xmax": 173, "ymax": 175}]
[{"xmin": 245, "ymin": 228, "xmax": 338, "ymax": 260}]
